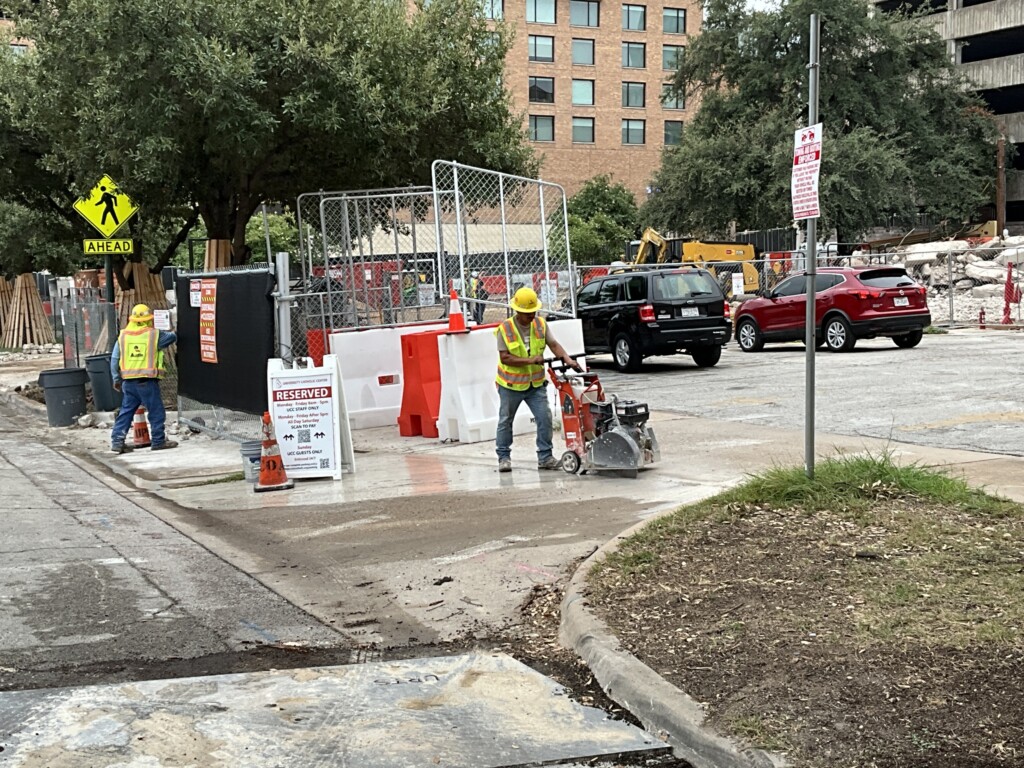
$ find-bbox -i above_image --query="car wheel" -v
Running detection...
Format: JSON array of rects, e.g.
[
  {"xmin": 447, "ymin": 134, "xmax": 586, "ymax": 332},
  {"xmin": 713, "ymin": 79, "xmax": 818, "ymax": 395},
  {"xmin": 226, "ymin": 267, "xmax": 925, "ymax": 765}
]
[
  {"xmin": 824, "ymin": 315, "xmax": 856, "ymax": 352},
  {"xmin": 893, "ymin": 329, "xmax": 923, "ymax": 349},
  {"xmin": 736, "ymin": 318, "xmax": 764, "ymax": 352},
  {"xmin": 612, "ymin": 332, "xmax": 642, "ymax": 373},
  {"xmin": 691, "ymin": 346, "xmax": 722, "ymax": 367}
]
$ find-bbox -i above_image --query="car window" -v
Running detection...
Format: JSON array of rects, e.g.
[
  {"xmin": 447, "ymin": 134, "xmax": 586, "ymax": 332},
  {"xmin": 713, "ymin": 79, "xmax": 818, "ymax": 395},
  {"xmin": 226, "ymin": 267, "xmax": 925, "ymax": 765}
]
[
  {"xmin": 858, "ymin": 269, "xmax": 917, "ymax": 288},
  {"xmin": 773, "ymin": 276, "xmax": 806, "ymax": 297},
  {"xmin": 577, "ymin": 281, "xmax": 601, "ymax": 307},
  {"xmin": 623, "ymin": 275, "xmax": 647, "ymax": 301},
  {"xmin": 598, "ymin": 279, "xmax": 622, "ymax": 304},
  {"xmin": 651, "ymin": 271, "xmax": 720, "ymax": 300},
  {"xmin": 816, "ymin": 274, "xmax": 842, "ymax": 292}
]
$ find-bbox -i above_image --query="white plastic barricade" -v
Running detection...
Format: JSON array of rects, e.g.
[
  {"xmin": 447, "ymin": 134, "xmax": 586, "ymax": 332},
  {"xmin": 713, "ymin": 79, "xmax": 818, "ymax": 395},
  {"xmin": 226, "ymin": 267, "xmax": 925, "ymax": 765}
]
[
  {"xmin": 266, "ymin": 354, "xmax": 355, "ymax": 478},
  {"xmin": 436, "ymin": 319, "xmax": 585, "ymax": 445},
  {"xmin": 329, "ymin": 322, "xmax": 447, "ymax": 430}
]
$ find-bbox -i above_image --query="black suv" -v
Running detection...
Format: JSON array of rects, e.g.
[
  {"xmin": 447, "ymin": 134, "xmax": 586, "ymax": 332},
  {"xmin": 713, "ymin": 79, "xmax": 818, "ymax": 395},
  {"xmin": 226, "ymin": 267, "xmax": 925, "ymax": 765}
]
[{"xmin": 575, "ymin": 266, "xmax": 731, "ymax": 372}]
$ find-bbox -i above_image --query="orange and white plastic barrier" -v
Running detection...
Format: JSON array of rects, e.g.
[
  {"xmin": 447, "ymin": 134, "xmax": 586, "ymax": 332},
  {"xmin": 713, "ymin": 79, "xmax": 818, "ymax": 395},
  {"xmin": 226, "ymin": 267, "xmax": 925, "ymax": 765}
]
[
  {"xmin": 329, "ymin": 321, "xmax": 448, "ymax": 430},
  {"xmin": 436, "ymin": 318, "xmax": 585, "ymax": 444}
]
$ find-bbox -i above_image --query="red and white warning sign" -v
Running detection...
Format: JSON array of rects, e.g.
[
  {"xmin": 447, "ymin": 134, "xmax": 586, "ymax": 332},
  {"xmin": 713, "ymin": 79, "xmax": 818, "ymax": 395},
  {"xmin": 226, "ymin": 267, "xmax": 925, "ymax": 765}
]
[
  {"xmin": 791, "ymin": 123, "xmax": 822, "ymax": 221},
  {"xmin": 199, "ymin": 278, "xmax": 218, "ymax": 364}
]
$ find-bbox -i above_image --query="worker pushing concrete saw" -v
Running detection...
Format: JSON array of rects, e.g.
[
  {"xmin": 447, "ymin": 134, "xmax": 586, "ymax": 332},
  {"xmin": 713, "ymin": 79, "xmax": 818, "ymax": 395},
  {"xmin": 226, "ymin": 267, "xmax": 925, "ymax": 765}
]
[{"xmin": 546, "ymin": 356, "xmax": 659, "ymax": 477}]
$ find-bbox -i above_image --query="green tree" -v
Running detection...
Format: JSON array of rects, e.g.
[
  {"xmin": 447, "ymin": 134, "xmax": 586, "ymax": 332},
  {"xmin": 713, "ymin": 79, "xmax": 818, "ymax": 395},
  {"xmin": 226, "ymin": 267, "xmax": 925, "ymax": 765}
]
[
  {"xmin": 560, "ymin": 175, "xmax": 639, "ymax": 264},
  {"xmin": 643, "ymin": 0, "xmax": 999, "ymax": 245},
  {"xmin": 3, "ymin": 0, "xmax": 534, "ymax": 272}
]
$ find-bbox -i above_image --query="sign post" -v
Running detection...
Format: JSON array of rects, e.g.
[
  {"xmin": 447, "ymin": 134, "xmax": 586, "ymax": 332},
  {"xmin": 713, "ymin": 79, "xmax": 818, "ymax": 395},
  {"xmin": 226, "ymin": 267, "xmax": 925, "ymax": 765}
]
[{"xmin": 793, "ymin": 14, "xmax": 821, "ymax": 479}]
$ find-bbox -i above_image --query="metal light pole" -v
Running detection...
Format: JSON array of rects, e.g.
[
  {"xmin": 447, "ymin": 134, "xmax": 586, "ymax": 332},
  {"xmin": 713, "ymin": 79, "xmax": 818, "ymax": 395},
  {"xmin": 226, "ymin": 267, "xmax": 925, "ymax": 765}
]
[{"xmin": 804, "ymin": 14, "xmax": 820, "ymax": 479}]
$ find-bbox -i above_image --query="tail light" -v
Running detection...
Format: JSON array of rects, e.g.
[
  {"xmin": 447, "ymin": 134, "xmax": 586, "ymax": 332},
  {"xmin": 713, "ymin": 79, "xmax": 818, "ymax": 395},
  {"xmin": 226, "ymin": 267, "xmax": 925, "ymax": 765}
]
[
  {"xmin": 724, "ymin": 300, "xmax": 731, "ymax": 319},
  {"xmin": 856, "ymin": 290, "xmax": 881, "ymax": 300},
  {"xmin": 639, "ymin": 304, "xmax": 656, "ymax": 323}
]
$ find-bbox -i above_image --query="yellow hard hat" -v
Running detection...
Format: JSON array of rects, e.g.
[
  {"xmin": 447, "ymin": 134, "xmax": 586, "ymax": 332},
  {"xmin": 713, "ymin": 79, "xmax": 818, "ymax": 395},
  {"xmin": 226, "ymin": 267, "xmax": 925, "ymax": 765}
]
[
  {"xmin": 130, "ymin": 303, "xmax": 154, "ymax": 322},
  {"xmin": 510, "ymin": 287, "xmax": 541, "ymax": 314}
]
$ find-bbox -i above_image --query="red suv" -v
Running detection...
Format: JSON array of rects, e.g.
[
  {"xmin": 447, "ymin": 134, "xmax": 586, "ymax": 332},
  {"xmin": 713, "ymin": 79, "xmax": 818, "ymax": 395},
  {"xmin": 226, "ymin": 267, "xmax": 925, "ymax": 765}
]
[{"xmin": 734, "ymin": 266, "xmax": 931, "ymax": 352}]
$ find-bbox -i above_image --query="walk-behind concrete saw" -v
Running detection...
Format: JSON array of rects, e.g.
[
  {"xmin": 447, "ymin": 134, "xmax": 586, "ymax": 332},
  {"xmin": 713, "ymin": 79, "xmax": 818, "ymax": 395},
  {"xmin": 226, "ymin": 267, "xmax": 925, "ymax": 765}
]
[{"xmin": 547, "ymin": 357, "xmax": 659, "ymax": 477}]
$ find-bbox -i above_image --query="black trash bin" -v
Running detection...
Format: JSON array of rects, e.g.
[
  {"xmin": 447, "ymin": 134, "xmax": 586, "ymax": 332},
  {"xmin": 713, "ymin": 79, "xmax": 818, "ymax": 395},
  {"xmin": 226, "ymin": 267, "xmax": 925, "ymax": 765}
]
[
  {"xmin": 38, "ymin": 367, "xmax": 89, "ymax": 427},
  {"xmin": 85, "ymin": 353, "xmax": 122, "ymax": 412}
]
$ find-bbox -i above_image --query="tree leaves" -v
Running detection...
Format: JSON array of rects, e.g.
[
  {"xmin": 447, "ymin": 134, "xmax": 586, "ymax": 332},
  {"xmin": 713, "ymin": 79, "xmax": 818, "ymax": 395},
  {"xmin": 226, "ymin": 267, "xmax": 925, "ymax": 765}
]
[{"xmin": 646, "ymin": 0, "xmax": 998, "ymax": 241}]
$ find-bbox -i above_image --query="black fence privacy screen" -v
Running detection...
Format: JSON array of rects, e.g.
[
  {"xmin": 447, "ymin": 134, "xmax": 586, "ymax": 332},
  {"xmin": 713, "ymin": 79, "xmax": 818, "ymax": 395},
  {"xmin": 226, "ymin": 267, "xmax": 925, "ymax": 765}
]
[{"xmin": 175, "ymin": 271, "xmax": 275, "ymax": 415}]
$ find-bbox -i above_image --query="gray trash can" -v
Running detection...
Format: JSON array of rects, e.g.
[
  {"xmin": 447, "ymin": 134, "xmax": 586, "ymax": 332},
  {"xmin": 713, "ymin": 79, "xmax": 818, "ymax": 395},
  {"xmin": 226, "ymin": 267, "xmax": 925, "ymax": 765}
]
[
  {"xmin": 84, "ymin": 353, "xmax": 121, "ymax": 412},
  {"xmin": 38, "ymin": 368, "xmax": 89, "ymax": 427}
]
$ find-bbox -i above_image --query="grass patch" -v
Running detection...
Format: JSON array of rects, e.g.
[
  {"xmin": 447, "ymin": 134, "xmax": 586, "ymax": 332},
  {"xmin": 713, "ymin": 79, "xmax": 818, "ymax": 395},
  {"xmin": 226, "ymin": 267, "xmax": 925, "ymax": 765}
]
[
  {"xmin": 193, "ymin": 471, "xmax": 246, "ymax": 486},
  {"xmin": 586, "ymin": 450, "xmax": 1024, "ymax": 765},
  {"xmin": 923, "ymin": 325, "xmax": 948, "ymax": 334}
]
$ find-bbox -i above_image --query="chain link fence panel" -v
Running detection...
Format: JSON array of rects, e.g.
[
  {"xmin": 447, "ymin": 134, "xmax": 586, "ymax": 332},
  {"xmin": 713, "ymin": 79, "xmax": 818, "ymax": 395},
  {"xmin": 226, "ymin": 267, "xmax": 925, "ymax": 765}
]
[{"xmin": 431, "ymin": 161, "xmax": 577, "ymax": 325}]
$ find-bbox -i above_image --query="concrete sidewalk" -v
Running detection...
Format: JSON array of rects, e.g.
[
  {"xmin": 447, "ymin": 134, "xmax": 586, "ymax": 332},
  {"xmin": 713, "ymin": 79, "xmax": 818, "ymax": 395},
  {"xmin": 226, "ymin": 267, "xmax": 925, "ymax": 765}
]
[{"xmin": 5, "ymin": 359, "xmax": 1024, "ymax": 767}]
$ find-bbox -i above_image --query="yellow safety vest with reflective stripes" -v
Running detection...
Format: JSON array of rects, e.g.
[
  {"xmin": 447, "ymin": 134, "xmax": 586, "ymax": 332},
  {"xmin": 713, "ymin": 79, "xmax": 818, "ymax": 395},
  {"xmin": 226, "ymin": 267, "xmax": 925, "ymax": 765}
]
[
  {"xmin": 495, "ymin": 317, "xmax": 546, "ymax": 390},
  {"xmin": 118, "ymin": 327, "xmax": 165, "ymax": 380}
]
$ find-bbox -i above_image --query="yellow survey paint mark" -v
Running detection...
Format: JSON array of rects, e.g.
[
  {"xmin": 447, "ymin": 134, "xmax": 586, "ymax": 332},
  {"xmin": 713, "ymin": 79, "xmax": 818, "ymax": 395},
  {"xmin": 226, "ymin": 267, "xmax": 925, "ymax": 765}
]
[{"xmin": 900, "ymin": 412, "xmax": 1024, "ymax": 431}]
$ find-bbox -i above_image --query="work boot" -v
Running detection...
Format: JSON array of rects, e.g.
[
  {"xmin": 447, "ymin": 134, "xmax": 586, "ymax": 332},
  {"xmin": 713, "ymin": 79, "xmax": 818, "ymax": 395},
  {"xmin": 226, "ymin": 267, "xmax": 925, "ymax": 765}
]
[
  {"xmin": 151, "ymin": 440, "xmax": 179, "ymax": 451},
  {"xmin": 111, "ymin": 443, "xmax": 133, "ymax": 454},
  {"xmin": 498, "ymin": 458, "xmax": 512, "ymax": 473},
  {"xmin": 537, "ymin": 456, "xmax": 560, "ymax": 470}
]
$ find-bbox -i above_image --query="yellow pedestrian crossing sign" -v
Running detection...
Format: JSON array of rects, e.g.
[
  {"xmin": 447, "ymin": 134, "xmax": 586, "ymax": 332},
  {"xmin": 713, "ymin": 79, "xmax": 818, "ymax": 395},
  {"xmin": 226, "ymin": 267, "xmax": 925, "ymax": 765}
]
[{"xmin": 73, "ymin": 175, "xmax": 139, "ymax": 238}]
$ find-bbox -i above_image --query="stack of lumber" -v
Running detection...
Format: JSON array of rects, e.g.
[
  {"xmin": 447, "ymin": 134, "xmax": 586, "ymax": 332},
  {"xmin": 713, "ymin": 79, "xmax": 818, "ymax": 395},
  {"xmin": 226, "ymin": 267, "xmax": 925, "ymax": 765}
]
[
  {"xmin": 1, "ymin": 273, "xmax": 55, "ymax": 348},
  {"xmin": 0, "ymin": 277, "xmax": 13, "ymax": 335},
  {"xmin": 204, "ymin": 239, "xmax": 232, "ymax": 270},
  {"xmin": 116, "ymin": 261, "xmax": 169, "ymax": 327}
]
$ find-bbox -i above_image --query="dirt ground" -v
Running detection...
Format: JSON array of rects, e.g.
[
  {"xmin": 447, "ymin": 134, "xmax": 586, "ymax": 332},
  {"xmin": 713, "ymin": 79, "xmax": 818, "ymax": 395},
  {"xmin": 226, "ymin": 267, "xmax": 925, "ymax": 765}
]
[{"xmin": 586, "ymin": 497, "xmax": 1024, "ymax": 768}]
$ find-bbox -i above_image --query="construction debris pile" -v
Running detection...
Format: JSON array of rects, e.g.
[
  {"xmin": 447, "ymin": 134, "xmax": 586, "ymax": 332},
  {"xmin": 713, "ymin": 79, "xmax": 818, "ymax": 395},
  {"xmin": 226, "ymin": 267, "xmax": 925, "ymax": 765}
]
[{"xmin": 869, "ymin": 236, "xmax": 1024, "ymax": 326}]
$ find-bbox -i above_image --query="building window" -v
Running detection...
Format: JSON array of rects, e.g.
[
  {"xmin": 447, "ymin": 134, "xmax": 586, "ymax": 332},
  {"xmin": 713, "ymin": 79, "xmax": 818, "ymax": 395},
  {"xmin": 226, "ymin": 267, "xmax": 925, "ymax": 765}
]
[
  {"xmin": 622, "ymin": 42, "xmax": 645, "ymax": 68},
  {"xmin": 661, "ymin": 84, "xmax": 684, "ymax": 109},
  {"xmin": 573, "ymin": 117, "xmax": 595, "ymax": 143},
  {"xmin": 9, "ymin": 44, "xmax": 27, "ymax": 56},
  {"xmin": 572, "ymin": 79, "xmax": 595, "ymax": 106},
  {"xmin": 528, "ymin": 76, "xmax": 555, "ymax": 104},
  {"xmin": 529, "ymin": 35, "xmax": 554, "ymax": 62},
  {"xmin": 663, "ymin": 7, "xmax": 686, "ymax": 34},
  {"xmin": 527, "ymin": 0, "xmax": 555, "ymax": 24},
  {"xmin": 572, "ymin": 38, "xmax": 595, "ymax": 65},
  {"xmin": 664, "ymin": 120, "xmax": 683, "ymax": 145},
  {"xmin": 622, "ymin": 81, "xmax": 645, "ymax": 108},
  {"xmin": 663, "ymin": 44, "xmax": 684, "ymax": 70},
  {"xmin": 622, "ymin": 119, "xmax": 646, "ymax": 145},
  {"xmin": 570, "ymin": 0, "xmax": 599, "ymax": 27},
  {"xmin": 483, "ymin": 0, "xmax": 503, "ymax": 20},
  {"xmin": 530, "ymin": 115, "xmax": 555, "ymax": 142},
  {"xmin": 622, "ymin": 4, "xmax": 646, "ymax": 31}
]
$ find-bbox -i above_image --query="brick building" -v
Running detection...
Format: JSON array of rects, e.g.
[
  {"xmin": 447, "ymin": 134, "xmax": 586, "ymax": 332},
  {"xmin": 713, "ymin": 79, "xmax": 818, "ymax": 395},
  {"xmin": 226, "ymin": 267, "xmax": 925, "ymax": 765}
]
[{"xmin": 495, "ymin": 0, "xmax": 701, "ymax": 200}]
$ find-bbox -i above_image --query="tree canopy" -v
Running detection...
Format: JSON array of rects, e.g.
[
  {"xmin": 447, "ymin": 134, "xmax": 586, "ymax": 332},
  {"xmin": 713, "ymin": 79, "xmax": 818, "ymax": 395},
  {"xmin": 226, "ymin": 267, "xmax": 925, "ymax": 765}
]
[
  {"xmin": 0, "ymin": 0, "xmax": 533, "ymax": 277},
  {"xmin": 560, "ymin": 175, "xmax": 640, "ymax": 264},
  {"xmin": 643, "ymin": 0, "xmax": 999, "ymax": 244}
]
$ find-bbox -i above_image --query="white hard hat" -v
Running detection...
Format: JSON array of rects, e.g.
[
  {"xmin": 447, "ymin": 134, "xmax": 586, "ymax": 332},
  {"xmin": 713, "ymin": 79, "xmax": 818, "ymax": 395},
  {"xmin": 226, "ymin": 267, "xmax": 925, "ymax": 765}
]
[{"xmin": 471, "ymin": 270, "xmax": 479, "ymax": 277}]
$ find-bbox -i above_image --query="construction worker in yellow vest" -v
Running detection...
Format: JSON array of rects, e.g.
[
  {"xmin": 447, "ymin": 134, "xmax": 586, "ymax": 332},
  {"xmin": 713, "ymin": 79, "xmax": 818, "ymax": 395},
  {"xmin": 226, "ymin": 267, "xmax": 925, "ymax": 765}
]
[
  {"xmin": 495, "ymin": 286, "xmax": 581, "ymax": 473},
  {"xmin": 109, "ymin": 304, "xmax": 178, "ymax": 454}
]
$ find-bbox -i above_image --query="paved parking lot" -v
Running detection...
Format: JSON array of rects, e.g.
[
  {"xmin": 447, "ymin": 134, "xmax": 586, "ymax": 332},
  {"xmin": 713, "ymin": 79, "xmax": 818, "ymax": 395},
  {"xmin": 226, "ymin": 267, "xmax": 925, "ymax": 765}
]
[{"xmin": 590, "ymin": 329, "xmax": 1024, "ymax": 457}]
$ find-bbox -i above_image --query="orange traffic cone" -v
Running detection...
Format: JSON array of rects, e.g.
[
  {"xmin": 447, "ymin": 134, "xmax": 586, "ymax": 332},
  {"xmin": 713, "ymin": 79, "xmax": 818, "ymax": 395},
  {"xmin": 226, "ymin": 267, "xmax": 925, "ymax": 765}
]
[
  {"xmin": 131, "ymin": 407, "xmax": 151, "ymax": 448},
  {"xmin": 448, "ymin": 289, "xmax": 466, "ymax": 332},
  {"xmin": 254, "ymin": 411, "xmax": 294, "ymax": 493}
]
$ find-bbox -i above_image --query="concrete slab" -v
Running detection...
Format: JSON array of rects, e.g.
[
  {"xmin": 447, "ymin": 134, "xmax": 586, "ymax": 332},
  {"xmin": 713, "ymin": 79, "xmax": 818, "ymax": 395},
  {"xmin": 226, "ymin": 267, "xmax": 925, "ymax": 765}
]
[{"xmin": 0, "ymin": 653, "xmax": 668, "ymax": 768}]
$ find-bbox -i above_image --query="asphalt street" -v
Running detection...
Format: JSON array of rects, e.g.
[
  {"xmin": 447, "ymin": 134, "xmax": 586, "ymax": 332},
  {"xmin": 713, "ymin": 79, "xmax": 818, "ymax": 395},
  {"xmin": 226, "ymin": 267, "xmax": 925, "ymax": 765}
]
[{"xmin": 592, "ymin": 328, "xmax": 1024, "ymax": 457}]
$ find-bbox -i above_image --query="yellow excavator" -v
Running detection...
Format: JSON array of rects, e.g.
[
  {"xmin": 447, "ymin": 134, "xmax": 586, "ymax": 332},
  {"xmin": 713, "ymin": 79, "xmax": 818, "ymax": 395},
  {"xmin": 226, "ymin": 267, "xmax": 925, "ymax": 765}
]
[{"xmin": 631, "ymin": 227, "xmax": 760, "ymax": 296}]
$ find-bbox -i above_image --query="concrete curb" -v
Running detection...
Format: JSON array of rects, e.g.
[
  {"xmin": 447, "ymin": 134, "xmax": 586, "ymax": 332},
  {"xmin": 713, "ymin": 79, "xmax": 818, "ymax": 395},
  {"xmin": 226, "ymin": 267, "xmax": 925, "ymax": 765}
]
[{"xmin": 560, "ymin": 510, "xmax": 782, "ymax": 768}]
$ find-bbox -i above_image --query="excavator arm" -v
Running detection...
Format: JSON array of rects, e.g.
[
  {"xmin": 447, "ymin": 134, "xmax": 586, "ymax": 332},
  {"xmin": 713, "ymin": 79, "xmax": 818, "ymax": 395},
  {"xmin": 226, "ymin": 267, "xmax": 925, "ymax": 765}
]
[{"xmin": 633, "ymin": 227, "xmax": 667, "ymax": 264}]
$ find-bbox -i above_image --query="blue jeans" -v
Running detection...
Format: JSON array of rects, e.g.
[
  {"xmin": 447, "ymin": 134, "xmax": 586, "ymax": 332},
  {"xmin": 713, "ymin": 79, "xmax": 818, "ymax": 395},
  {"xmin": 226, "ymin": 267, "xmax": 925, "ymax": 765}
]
[
  {"xmin": 496, "ymin": 383, "xmax": 552, "ymax": 462},
  {"xmin": 111, "ymin": 378, "xmax": 168, "ymax": 448}
]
